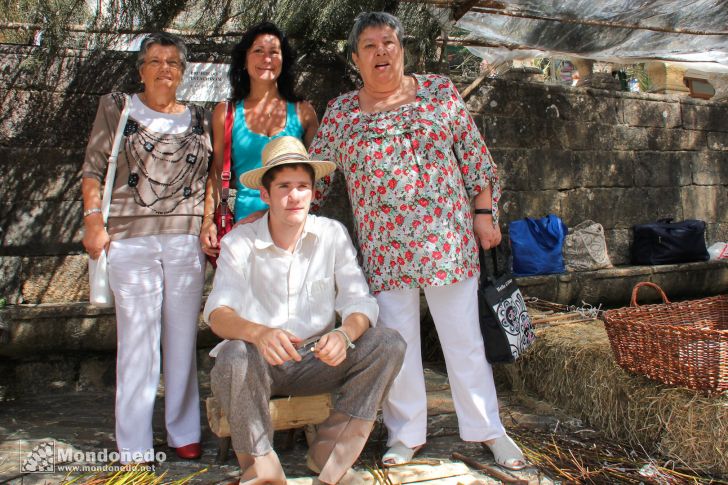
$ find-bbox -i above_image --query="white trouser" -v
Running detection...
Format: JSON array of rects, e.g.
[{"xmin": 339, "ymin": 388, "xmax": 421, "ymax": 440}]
[
  {"xmin": 109, "ymin": 234, "xmax": 204, "ymax": 460},
  {"xmin": 376, "ymin": 276, "xmax": 505, "ymax": 448}
]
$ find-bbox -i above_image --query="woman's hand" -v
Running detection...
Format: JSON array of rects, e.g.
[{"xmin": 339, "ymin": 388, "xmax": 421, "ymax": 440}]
[
  {"xmin": 83, "ymin": 219, "xmax": 110, "ymax": 260},
  {"xmin": 234, "ymin": 209, "xmax": 266, "ymax": 227},
  {"xmin": 200, "ymin": 218, "xmax": 220, "ymax": 257},
  {"xmin": 473, "ymin": 214, "xmax": 502, "ymax": 251}
]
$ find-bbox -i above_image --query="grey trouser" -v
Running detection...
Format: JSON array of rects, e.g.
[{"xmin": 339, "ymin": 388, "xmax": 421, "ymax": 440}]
[{"xmin": 210, "ymin": 326, "xmax": 406, "ymax": 455}]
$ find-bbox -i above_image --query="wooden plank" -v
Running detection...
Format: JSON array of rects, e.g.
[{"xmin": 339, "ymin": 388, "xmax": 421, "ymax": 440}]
[
  {"xmin": 287, "ymin": 461, "xmax": 472, "ymax": 484},
  {"xmin": 207, "ymin": 394, "xmax": 332, "ymax": 438},
  {"xmin": 270, "ymin": 394, "xmax": 332, "ymax": 431}
]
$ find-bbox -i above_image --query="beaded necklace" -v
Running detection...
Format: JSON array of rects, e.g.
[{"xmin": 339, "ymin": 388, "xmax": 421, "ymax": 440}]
[{"xmin": 122, "ymin": 105, "xmax": 208, "ymax": 215}]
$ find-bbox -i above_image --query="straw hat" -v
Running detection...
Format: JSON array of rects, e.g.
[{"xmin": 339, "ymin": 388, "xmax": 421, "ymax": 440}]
[{"xmin": 239, "ymin": 136, "xmax": 336, "ymax": 189}]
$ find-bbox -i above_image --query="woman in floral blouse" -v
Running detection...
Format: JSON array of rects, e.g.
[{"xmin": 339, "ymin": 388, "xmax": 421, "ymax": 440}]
[{"xmin": 309, "ymin": 11, "xmax": 526, "ymax": 470}]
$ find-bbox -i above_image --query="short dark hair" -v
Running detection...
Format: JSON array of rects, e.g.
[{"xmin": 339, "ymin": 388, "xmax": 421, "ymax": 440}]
[
  {"xmin": 136, "ymin": 32, "xmax": 188, "ymax": 73},
  {"xmin": 229, "ymin": 22, "xmax": 301, "ymax": 104},
  {"xmin": 348, "ymin": 11, "xmax": 404, "ymax": 55},
  {"xmin": 261, "ymin": 163, "xmax": 315, "ymax": 192}
]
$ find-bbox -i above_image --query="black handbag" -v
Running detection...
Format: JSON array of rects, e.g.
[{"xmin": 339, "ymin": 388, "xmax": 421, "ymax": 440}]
[
  {"xmin": 632, "ymin": 218, "xmax": 709, "ymax": 265},
  {"xmin": 478, "ymin": 248, "xmax": 536, "ymax": 364}
]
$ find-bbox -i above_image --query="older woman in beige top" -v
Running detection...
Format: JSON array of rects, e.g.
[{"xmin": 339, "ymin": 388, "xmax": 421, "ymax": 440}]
[{"xmin": 82, "ymin": 32, "xmax": 210, "ymax": 463}]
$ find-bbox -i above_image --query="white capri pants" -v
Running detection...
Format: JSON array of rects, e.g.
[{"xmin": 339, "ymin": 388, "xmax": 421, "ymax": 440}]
[
  {"xmin": 108, "ymin": 234, "xmax": 205, "ymax": 460},
  {"xmin": 376, "ymin": 276, "xmax": 505, "ymax": 448}
]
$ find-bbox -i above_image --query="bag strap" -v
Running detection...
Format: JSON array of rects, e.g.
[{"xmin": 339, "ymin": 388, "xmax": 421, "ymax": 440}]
[
  {"xmin": 479, "ymin": 247, "xmax": 503, "ymax": 287},
  {"xmin": 220, "ymin": 101, "xmax": 234, "ymax": 225},
  {"xmin": 100, "ymin": 94, "xmax": 131, "ymax": 227}
]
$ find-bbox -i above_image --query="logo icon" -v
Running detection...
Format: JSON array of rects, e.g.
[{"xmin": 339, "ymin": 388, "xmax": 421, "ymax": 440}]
[{"xmin": 20, "ymin": 441, "xmax": 55, "ymax": 473}]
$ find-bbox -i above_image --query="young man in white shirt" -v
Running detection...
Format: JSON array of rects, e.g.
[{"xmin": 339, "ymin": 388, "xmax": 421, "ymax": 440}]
[{"xmin": 204, "ymin": 136, "xmax": 406, "ymax": 485}]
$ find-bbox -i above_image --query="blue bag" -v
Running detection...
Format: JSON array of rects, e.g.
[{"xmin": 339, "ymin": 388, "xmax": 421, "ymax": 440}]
[{"xmin": 509, "ymin": 214, "xmax": 568, "ymax": 276}]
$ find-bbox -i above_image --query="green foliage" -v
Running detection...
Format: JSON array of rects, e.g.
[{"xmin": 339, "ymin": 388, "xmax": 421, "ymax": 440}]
[
  {"xmin": 625, "ymin": 63, "xmax": 652, "ymax": 92},
  {"xmin": 2, "ymin": 0, "xmax": 442, "ymax": 68},
  {"xmin": 1, "ymin": 0, "xmax": 88, "ymax": 49}
]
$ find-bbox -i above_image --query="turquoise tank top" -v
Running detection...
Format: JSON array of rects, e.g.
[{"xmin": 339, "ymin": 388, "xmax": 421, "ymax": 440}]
[{"xmin": 231, "ymin": 101, "xmax": 305, "ymax": 221}]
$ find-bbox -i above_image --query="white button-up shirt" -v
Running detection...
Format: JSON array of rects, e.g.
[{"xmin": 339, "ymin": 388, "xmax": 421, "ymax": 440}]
[{"xmin": 204, "ymin": 214, "xmax": 379, "ymax": 357}]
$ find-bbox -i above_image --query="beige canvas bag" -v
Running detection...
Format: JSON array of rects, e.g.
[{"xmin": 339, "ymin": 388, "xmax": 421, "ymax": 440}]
[{"xmin": 563, "ymin": 220, "xmax": 612, "ymax": 271}]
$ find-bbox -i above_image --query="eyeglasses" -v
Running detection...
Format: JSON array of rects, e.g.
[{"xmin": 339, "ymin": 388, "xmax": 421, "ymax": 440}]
[{"xmin": 144, "ymin": 59, "xmax": 182, "ymax": 70}]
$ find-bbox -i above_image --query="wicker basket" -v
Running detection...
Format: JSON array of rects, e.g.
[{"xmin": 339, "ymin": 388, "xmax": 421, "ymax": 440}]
[{"xmin": 603, "ymin": 282, "xmax": 728, "ymax": 394}]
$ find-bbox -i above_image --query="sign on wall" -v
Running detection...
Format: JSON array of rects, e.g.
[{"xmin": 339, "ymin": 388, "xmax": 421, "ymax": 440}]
[{"xmin": 178, "ymin": 63, "xmax": 231, "ymax": 102}]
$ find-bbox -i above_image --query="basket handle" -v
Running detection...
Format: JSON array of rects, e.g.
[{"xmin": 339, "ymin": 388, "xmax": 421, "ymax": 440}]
[{"xmin": 630, "ymin": 282, "xmax": 671, "ymax": 307}]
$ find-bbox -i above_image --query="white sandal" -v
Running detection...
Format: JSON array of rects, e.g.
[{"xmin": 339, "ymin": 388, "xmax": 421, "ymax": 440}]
[
  {"xmin": 483, "ymin": 435, "xmax": 527, "ymax": 471},
  {"xmin": 382, "ymin": 443, "xmax": 424, "ymax": 466}
]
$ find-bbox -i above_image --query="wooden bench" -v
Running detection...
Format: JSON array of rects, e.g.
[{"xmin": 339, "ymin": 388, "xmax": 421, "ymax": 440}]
[{"xmin": 206, "ymin": 394, "xmax": 332, "ymax": 463}]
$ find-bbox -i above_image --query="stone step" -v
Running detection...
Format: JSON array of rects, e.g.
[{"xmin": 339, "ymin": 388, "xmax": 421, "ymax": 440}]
[{"xmin": 3, "ymin": 254, "xmax": 726, "ymax": 306}]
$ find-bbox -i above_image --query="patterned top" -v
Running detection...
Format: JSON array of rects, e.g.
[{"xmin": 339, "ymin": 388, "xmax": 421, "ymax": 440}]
[
  {"xmin": 83, "ymin": 93, "xmax": 212, "ymax": 241},
  {"xmin": 309, "ymin": 74, "xmax": 501, "ymax": 293}
]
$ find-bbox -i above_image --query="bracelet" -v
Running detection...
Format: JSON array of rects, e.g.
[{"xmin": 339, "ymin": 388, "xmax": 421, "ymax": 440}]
[
  {"xmin": 83, "ymin": 207, "xmax": 102, "ymax": 218},
  {"xmin": 202, "ymin": 213, "xmax": 215, "ymax": 220},
  {"xmin": 474, "ymin": 208, "xmax": 493, "ymax": 215},
  {"xmin": 331, "ymin": 328, "xmax": 355, "ymax": 350}
]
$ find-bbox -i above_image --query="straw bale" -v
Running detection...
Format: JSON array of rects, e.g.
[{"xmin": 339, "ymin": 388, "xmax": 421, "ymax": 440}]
[{"xmin": 515, "ymin": 321, "xmax": 728, "ymax": 475}]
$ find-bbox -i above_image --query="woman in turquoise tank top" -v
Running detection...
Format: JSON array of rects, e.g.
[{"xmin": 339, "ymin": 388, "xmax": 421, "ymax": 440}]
[{"xmin": 200, "ymin": 22, "xmax": 319, "ymax": 259}]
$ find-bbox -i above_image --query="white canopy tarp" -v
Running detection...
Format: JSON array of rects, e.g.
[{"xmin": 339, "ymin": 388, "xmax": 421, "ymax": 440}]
[{"xmin": 450, "ymin": 0, "xmax": 728, "ymax": 73}]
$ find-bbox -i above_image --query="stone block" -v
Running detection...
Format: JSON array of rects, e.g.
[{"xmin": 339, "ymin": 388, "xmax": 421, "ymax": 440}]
[
  {"xmin": 12, "ymin": 255, "xmax": 89, "ymax": 304},
  {"xmin": 466, "ymin": 81, "xmax": 525, "ymax": 118},
  {"xmin": 548, "ymin": 91, "xmax": 622, "ymax": 125},
  {"xmin": 707, "ymin": 132, "xmax": 728, "ymax": 151},
  {"xmin": 706, "ymin": 222, "xmax": 728, "ymax": 246},
  {"xmin": 1, "ymin": 302, "xmax": 221, "ymax": 358},
  {"xmin": 691, "ymin": 151, "xmax": 728, "ymax": 186},
  {"xmin": 78, "ymin": 355, "xmax": 116, "ymax": 391},
  {"xmin": 645, "ymin": 127, "xmax": 705, "ymax": 151},
  {"xmin": 604, "ymin": 228, "xmax": 631, "ymax": 265},
  {"xmin": 681, "ymin": 101, "xmax": 728, "ymax": 132},
  {"xmin": 680, "ymin": 185, "xmax": 728, "ymax": 223},
  {"xmin": 559, "ymin": 187, "xmax": 678, "ymax": 229},
  {"xmin": 572, "ymin": 150, "xmax": 634, "ymax": 188},
  {"xmin": 622, "ymin": 98, "xmax": 681, "ymax": 128},
  {"xmin": 514, "ymin": 261, "xmax": 728, "ymax": 306},
  {"xmin": 0, "ymin": 256, "xmax": 23, "ymax": 303},
  {"xmin": 494, "ymin": 149, "xmax": 576, "ymax": 191},
  {"xmin": 0, "ymin": 147, "xmax": 84, "ymax": 203},
  {"xmin": 612, "ymin": 125, "xmax": 649, "ymax": 150},
  {"xmin": 0, "ymin": 200, "xmax": 84, "ymax": 255},
  {"xmin": 547, "ymin": 121, "xmax": 616, "ymax": 151},
  {"xmin": 0, "ymin": 45, "xmax": 137, "ymax": 94},
  {"xmin": 646, "ymin": 62, "xmax": 689, "ymax": 95},
  {"xmin": 0, "ymin": 90, "xmax": 101, "ymax": 148},
  {"xmin": 498, "ymin": 190, "xmax": 561, "ymax": 221},
  {"xmin": 13, "ymin": 357, "xmax": 78, "ymax": 393},
  {"xmin": 481, "ymin": 116, "xmax": 544, "ymax": 149},
  {"xmin": 634, "ymin": 151, "xmax": 693, "ymax": 187}
]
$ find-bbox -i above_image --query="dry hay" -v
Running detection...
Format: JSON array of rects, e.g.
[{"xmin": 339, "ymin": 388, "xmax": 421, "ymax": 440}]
[{"xmin": 515, "ymin": 321, "xmax": 728, "ymax": 475}]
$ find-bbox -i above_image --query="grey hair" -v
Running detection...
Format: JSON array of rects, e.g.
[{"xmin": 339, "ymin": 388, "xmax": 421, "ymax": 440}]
[
  {"xmin": 136, "ymin": 32, "xmax": 188, "ymax": 73},
  {"xmin": 348, "ymin": 11, "xmax": 404, "ymax": 55}
]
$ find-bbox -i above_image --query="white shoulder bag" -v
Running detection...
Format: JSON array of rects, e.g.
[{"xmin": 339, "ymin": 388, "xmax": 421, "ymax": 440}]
[{"xmin": 88, "ymin": 94, "xmax": 131, "ymax": 308}]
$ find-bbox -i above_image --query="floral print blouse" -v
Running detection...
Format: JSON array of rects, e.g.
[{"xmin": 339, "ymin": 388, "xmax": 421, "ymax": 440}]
[{"xmin": 309, "ymin": 73, "xmax": 501, "ymax": 293}]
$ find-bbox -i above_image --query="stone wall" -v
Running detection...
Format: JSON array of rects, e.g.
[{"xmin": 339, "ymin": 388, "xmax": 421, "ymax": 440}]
[
  {"xmin": 1, "ymin": 44, "xmax": 727, "ymax": 305},
  {"xmin": 466, "ymin": 78, "xmax": 728, "ymax": 267}
]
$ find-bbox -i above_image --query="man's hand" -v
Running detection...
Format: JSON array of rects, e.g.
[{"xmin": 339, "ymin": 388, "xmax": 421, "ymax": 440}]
[
  {"xmin": 253, "ymin": 328, "xmax": 302, "ymax": 366},
  {"xmin": 473, "ymin": 215, "xmax": 502, "ymax": 251},
  {"xmin": 314, "ymin": 331, "xmax": 348, "ymax": 367}
]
